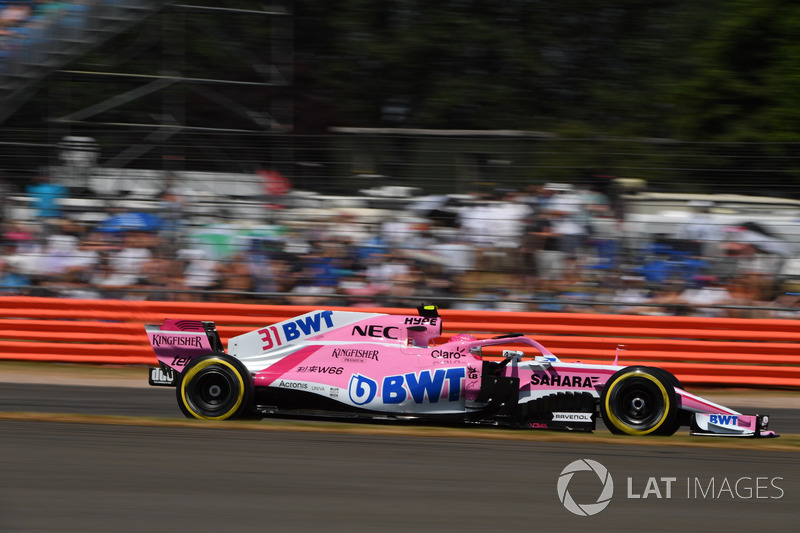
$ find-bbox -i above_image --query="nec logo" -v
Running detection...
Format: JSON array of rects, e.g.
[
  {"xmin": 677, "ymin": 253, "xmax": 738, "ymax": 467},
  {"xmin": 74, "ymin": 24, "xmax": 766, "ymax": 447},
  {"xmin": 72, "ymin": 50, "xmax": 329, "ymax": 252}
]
[
  {"xmin": 352, "ymin": 325, "xmax": 399, "ymax": 339},
  {"xmin": 709, "ymin": 414, "xmax": 738, "ymax": 425}
]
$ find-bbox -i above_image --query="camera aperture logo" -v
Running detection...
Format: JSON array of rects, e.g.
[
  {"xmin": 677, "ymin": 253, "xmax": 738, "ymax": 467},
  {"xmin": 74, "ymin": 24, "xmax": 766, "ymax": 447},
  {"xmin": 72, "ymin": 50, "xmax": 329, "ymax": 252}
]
[{"xmin": 557, "ymin": 459, "xmax": 614, "ymax": 516}]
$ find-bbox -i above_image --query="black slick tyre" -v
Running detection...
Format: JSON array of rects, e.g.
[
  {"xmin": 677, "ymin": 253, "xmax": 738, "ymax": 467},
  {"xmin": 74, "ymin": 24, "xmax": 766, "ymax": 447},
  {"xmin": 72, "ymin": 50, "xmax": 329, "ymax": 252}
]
[
  {"xmin": 600, "ymin": 366, "xmax": 678, "ymax": 436},
  {"xmin": 177, "ymin": 354, "xmax": 253, "ymax": 420}
]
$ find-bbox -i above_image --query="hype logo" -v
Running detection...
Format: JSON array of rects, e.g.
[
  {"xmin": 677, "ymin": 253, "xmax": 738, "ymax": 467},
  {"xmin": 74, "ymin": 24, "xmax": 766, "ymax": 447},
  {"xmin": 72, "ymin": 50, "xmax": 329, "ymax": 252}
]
[{"xmin": 348, "ymin": 374, "xmax": 378, "ymax": 405}]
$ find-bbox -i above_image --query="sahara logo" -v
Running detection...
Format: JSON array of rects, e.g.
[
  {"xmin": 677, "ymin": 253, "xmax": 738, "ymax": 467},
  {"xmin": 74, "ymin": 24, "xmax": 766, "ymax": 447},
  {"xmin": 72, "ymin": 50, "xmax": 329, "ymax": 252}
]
[{"xmin": 557, "ymin": 459, "xmax": 614, "ymax": 516}]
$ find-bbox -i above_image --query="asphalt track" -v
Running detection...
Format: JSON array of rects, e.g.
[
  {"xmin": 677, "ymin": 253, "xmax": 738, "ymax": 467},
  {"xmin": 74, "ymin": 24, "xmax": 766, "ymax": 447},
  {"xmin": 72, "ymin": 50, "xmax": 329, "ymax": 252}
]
[{"xmin": 1, "ymin": 384, "xmax": 799, "ymax": 532}]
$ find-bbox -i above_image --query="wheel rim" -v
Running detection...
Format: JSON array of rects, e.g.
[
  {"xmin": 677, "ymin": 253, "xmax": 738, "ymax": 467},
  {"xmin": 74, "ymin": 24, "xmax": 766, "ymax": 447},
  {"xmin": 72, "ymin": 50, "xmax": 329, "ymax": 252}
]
[
  {"xmin": 181, "ymin": 360, "xmax": 245, "ymax": 419},
  {"xmin": 614, "ymin": 380, "xmax": 663, "ymax": 428}
]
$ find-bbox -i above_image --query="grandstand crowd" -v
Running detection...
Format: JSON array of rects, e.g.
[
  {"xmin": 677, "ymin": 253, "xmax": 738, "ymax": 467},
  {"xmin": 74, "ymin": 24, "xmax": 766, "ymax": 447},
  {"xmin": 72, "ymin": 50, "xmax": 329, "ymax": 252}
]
[
  {"xmin": 1, "ymin": 1, "xmax": 84, "ymax": 59},
  {"xmin": 2, "ymin": 169, "xmax": 800, "ymax": 319}
]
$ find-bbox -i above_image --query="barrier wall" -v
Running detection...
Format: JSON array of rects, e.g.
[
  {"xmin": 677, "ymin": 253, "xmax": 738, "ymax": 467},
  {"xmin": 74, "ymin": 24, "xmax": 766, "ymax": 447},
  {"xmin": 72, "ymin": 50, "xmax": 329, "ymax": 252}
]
[{"xmin": 1, "ymin": 296, "xmax": 799, "ymax": 388}]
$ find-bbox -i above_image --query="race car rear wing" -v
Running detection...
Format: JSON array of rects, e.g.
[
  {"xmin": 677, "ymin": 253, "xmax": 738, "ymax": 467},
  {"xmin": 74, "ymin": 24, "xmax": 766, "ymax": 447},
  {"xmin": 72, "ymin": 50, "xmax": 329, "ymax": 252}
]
[{"xmin": 145, "ymin": 320, "xmax": 222, "ymax": 371}]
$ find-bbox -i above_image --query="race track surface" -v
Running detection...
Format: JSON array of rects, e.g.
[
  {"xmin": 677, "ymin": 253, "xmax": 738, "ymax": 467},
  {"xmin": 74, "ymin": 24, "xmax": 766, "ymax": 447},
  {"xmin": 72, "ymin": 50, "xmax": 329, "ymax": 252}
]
[{"xmin": 0, "ymin": 383, "xmax": 798, "ymax": 532}]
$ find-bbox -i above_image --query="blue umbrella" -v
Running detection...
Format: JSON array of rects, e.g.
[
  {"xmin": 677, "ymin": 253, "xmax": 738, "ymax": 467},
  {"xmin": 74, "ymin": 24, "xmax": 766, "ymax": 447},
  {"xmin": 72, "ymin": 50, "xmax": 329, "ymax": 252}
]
[{"xmin": 97, "ymin": 212, "xmax": 163, "ymax": 233}]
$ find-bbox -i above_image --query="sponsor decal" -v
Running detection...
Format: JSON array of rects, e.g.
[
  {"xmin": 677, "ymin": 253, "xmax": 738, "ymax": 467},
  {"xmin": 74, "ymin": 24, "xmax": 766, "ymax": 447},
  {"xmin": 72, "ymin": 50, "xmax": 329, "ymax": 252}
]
[
  {"xmin": 531, "ymin": 373, "xmax": 599, "ymax": 388},
  {"xmin": 278, "ymin": 380, "xmax": 308, "ymax": 390},
  {"xmin": 529, "ymin": 422, "xmax": 548, "ymax": 429},
  {"xmin": 351, "ymin": 324, "xmax": 399, "ymax": 339},
  {"xmin": 150, "ymin": 334, "xmax": 204, "ymax": 348},
  {"xmin": 331, "ymin": 348, "xmax": 379, "ymax": 361},
  {"xmin": 297, "ymin": 366, "xmax": 344, "ymax": 375},
  {"xmin": 708, "ymin": 414, "xmax": 738, "ymax": 426},
  {"xmin": 349, "ymin": 374, "xmax": 377, "ymax": 405},
  {"xmin": 149, "ymin": 367, "xmax": 176, "ymax": 385},
  {"xmin": 347, "ymin": 368, "xmax": 466, "ymax": 406},
  {"xmin": 258, "ymin": 311, "xmax": 335, "ymax": 351},
  {"xmin": 431, "ymin": 347, "xmax": 466, "ymax": 360},
  {"xmin": 404, "ymin": 317, "xmax": 439, "ymax": 326},
  {"xmin": 171, "ymin": 356, "xmax": 191, "ymax": 367},
  {"xmin": 553, "ymin": 412, "xmax": 593, "ymax": 422}
]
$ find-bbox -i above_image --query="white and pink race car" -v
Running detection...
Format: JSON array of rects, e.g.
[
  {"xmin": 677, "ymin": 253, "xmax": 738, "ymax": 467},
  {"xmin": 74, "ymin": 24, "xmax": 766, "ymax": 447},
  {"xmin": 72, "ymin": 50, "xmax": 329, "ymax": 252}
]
[{"xmin": 146, "ymin": 306, "xmax": 777, "ymax": 437}]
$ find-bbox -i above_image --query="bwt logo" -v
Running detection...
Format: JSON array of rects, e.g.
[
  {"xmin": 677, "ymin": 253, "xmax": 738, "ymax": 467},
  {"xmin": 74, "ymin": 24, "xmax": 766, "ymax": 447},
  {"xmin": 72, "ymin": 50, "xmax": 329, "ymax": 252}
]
[
  {"xmin": 348, "ymin": 368, "xmax": 465, "ymax": 406},
  {"xmin": 259, "ymin": 311, "xmax": 335, "ymax": 350},
  {"xmin": 709, "ymin": 414, "xmax": 738, "ymax": 425},
  {"xmin": 557, "ymin": 459, "xmax": 614, "ymax": 516},
  {"xmin": 284, "ymin": 311, "xmax": 334, "ymax": 341}
]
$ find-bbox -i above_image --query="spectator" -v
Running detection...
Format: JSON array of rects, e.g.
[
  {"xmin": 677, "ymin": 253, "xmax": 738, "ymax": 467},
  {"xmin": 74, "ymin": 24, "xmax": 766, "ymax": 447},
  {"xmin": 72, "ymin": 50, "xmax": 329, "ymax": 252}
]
[
  {"xmin": 610, "ymin": 276, "xmax": 654, "ymax": 315},
  {"xmin": 673, "ymin": 200, "xmax": 723, "ymax": 257},
  {"xmin": 0, "ymin": 257, "xmax": 30, "ymax": 294},
  {"xmin": 674, "ymin": 276, "xmax": 733, "ymax": 317},
  {"xmin": 215, "ymin": 254, "xmax": 255, "ymax": 301},
  {"xmin": 1, "ymin": 3, "xmax": 32, "ymax": 30},
  {"xmin": 26, "ymin": 174, "xmax": 67, "ymax": 223},
  {"xmin": 109, "ymin": 230, "xmax": 153, "ymax": 282},
  {"xmin": 542, "ymin": 183, "xmax": 590, "ymax": 257},
  {"xmin": 178, "ymin": 248, "xmax": 219, "ymax": 292},
  {"xmin": 525, "ymin": 210, "xmax": 565, "ymax": 282}
]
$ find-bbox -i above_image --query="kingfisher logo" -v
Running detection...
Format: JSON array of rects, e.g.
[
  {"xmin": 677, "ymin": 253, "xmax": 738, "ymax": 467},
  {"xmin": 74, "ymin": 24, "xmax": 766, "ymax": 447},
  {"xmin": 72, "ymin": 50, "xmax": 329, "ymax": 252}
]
[
  {"xmin": 557, "ymin": 459, "xmax": 614, "ymax": 516},
  {"xmin": 347, "ymin": 368, "xmax": 466, "ymax": 406},
  {"xmin": 150, "ymin": 334, "xmax": 204, "ymax": 348}
]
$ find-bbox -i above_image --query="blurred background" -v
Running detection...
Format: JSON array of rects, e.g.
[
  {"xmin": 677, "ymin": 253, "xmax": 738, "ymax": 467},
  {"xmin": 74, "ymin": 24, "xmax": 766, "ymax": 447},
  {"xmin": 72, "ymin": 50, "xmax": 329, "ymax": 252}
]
[{"xmin": 2, "ymin": 0, "xmax": 800, "ymax": 317}]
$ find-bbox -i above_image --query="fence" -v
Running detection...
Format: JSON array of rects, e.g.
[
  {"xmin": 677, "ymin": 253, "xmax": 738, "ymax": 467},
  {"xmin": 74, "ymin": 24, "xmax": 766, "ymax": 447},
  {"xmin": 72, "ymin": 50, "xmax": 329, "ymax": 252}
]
[{"xmin": 1, "ymin": 296, "xmax": 798, "ymax": 388}]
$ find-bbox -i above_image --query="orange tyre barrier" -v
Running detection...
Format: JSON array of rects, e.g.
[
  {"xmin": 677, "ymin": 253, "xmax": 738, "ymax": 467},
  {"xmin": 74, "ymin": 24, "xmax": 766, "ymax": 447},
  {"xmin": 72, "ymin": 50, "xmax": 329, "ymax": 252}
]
[{"xmin": 1, "ymin": 296, "xmax": 798, "ymax": 388}]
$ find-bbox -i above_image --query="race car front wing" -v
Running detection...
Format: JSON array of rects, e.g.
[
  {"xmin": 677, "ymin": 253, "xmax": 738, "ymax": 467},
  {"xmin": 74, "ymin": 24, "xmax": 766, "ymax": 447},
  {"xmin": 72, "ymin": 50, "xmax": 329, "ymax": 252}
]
[{"xmin": 690, "ymin": 413, "xmax": 778, "ymax": 438}]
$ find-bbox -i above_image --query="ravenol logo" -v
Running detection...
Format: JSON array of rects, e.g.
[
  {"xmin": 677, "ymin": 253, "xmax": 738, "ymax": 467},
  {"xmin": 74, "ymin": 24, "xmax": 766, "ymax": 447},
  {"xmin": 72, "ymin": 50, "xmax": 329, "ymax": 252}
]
[{"xmin": 557, "ymin": 459, "xmax": 614, "ymax": 516}]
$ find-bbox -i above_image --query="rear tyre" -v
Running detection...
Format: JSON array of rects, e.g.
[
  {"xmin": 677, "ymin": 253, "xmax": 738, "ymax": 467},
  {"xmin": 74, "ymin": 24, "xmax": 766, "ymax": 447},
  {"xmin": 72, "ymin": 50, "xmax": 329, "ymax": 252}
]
[
  {"xmin": 600, "ymin": 366, "xmax": 678, "ymax": 436},
  {"xmin": 177, "ymin": 354, "xmax": 253, "ymax": 420}
]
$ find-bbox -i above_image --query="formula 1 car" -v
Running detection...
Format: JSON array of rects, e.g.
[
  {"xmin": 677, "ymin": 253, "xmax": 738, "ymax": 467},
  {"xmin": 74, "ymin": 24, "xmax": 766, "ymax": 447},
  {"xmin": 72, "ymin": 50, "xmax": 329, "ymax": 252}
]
[{"xmin": 146, "ymin": 306, "xmax": 777, "ymax": 437}]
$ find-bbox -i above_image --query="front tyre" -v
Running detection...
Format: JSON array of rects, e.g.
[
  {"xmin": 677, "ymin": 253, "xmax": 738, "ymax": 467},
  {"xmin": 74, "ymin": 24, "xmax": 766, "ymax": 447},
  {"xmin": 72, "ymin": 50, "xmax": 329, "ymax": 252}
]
[
  {"xmin": 600, "ymin": 366, "xmax": 678, "ymax": 436},
  {"xmin": 177, "ymin": 354, "xmax": 253, "ymax": 420}
]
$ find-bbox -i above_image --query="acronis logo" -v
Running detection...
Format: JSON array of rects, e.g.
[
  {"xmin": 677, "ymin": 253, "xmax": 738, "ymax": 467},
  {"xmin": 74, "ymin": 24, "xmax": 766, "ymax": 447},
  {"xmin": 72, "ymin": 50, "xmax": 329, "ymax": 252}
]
[{"xmin": 348, "ymin": 368, "xmax": 466, "ymax": 406}]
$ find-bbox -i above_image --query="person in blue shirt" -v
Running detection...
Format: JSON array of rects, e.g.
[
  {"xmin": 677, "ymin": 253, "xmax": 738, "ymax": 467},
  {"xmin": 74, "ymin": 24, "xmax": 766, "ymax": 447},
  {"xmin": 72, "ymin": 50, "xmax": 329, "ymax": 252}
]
[
  {"xmin": 0, "ymin": 259, "xmax": 30, "ymax": 294},
  {"xmin": 26, "ymin": 174, "xmax": 67, "ymax": 220}
]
